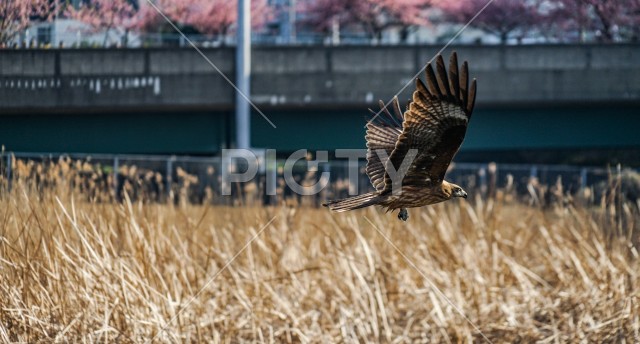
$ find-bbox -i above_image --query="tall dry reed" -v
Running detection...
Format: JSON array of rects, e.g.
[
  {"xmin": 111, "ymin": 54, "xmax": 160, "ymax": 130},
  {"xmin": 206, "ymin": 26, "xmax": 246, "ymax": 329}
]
[
  {"xmin": 1, "ymin": 172, "xmax": 639, "ymax": 342},
  {"xmin": 0, "ymin": 157, "xmax": 640, "ymax": 343}
]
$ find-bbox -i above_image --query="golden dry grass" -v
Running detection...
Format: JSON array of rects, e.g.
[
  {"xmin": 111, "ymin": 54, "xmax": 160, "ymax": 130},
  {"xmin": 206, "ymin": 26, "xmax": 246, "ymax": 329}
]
[{"xmin": 1, "ymin": 177, "xmax": 639, "ymax": 343}]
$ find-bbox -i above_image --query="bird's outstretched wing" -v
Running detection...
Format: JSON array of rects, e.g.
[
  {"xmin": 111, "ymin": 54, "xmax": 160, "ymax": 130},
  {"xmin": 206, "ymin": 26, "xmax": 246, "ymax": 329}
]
[
  {"xmin": 365, "ymin": 97, "xmax": 404, "ymax": 191},
  {"xmin": 383, "ymin": 52, "xmax": 477, "ymax": 190}
]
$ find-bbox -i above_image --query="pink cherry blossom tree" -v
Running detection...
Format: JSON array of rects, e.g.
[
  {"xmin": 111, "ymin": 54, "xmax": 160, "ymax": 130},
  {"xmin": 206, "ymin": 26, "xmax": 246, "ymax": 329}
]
[
  {"xmin": 298, "ymin": 0, "xmax": 349, "ymax": 43},
  {"xmin": 132, "ymin": 0, "xmax": 272, "ymax": 44},
  {"xmin": 129, "ymin": 1, "xmax": 166, "ymax": 34},
  {"xmin": 187, "ymin": 0, "xmax": 271, "ymax": 37},
  {"xmin": 351, "ymin": 0, "xmax": 430, "ymax": 41},
  {"xmin": 0, "ymin": 0, "xmax": 54, "ymax": 46},
  {"xmin": 546, "ymin": 0, "xmax": 640, "ymax": 42},
  {"xmin": 437, "ymin": 0, "xmax": 542, "ymax": 44},
  {"xmin": 128, "ymin": 0, "xmax": 186, "ymax": 46},
  {"xmin": 132, "ymin": 0, "xmax": 195, "ymax": 33},
  {"xmin": 300, "ymin": 0, "xmax": 430, "ymax": 42},
  {"xmin": 66, "ymin": 0, "xmax": 136, "ymax": 47}
]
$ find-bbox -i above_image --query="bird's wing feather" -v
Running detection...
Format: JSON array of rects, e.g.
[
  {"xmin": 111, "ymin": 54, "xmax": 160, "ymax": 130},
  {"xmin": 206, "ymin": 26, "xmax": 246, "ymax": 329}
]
[
  {"xmin": 383, "ymin": 52, "xmax": 477, "ymax": 190},
  {"xmin": 365, "ymin": 97, "xmax": 403, "ymax": 191}
]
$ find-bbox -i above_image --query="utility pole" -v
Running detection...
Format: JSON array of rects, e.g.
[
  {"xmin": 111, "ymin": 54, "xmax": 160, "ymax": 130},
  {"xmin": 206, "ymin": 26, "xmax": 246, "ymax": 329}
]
[
  {"xmin": 236, "ymin": 0, "xmax": 251, "ymax": 149},
  {"xmin": 289, "ymin": 0, "xmax": 296, "ymax": 43}
]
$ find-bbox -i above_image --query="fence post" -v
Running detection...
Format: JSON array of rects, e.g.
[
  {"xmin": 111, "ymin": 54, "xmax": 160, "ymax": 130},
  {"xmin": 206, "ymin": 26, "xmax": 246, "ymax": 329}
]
[
  {"xmin": 580, "ymin": 168, "xmax": 587, "ymax": 189},
  {"xmin": 6, "ymin": 154, "xmax": 12, "ymax": 192},
  {"xmin": 113, "ymin": 156, "xmax": 119, "ymax": 200},
  {"xmin": 348, "ymin": 158, "xmax": 358, "ymax": 196},
  {"xmin": 321, "ymin": 163, "xmax": 330, "ymax": 207},
  {"xmin": 478, "ymin": 166, "xmax": 487, "ymax": 198},
  {"xmin": 166, "ymin": 157, "xmax": 174, "ymax": 201},
  {"xmin": 530, "ymin": 166, "xmax": 538, "ymax": 179},
  {"xmin": 265, "ymin": 150, "xmax": 277, "ymax": 205}
]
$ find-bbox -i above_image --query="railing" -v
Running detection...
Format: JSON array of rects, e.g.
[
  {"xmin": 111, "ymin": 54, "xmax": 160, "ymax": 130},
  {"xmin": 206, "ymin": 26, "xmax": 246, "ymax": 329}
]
[
  {"xmin": 9, "ymin": 30, "xmax": 529, "ymax": 49},
  {"xmin": 6, "ymin": 31, "xmax": 398, "ymax": 49},
  {"xmin": 1, "ymin": 152, "xmax": 633, "ymax": 207}
]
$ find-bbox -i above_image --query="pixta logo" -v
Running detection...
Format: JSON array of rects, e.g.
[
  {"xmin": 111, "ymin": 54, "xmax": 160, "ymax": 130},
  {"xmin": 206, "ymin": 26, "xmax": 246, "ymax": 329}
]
[{"xmin": 221, "ymin": 148, "xmax": 417, "ymax": 196}]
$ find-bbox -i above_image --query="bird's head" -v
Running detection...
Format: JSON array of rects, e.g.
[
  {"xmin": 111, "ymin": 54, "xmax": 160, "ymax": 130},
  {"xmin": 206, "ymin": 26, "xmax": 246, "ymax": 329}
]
[{"xmin": 442, "ymin": 181, "xmax": 468, "ymax": 200}]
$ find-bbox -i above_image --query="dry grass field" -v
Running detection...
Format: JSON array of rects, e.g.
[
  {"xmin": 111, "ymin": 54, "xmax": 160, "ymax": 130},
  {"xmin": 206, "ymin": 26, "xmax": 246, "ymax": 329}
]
[{"xmin": 1, "ymin": 160, "xmax": 640, "ymax": 342}]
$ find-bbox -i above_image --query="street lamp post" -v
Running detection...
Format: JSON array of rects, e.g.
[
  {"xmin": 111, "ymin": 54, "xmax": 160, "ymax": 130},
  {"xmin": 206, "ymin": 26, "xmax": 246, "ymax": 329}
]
[{"xmin": 236, "ymin": 0, "xmax": 251, "ymax": 149}]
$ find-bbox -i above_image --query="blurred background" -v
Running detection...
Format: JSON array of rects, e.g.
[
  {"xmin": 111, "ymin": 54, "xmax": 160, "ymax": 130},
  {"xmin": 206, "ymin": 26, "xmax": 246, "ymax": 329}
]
[{"xmin": 0, "ymin": 0, "xmax": 639, "ymax": 205}]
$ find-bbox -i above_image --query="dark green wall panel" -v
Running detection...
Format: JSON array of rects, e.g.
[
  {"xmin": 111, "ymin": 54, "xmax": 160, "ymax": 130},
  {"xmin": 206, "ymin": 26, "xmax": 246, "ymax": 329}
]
[
  {"xmin": 0, "ymin": 104, "xmax": 638, "ymax": 155},
  {"xmin": 465, "ymin": 105, "xmax": 640, "ymax": 150},
  {"xmin": 0, "ymin": 112, "xmax": 228, "ymax": 154},
  {"xmin": 253, "ymin": 104, "xmax": 640, "ymax": 152},
  {"xmin": 251, "ymin": 109, "xmax": 366, "ymax": 150}
]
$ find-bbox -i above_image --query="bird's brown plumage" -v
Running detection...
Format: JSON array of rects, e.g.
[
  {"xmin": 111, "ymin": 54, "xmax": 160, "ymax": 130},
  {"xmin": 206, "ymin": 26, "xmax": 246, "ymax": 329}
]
[{"xmin": 324, "ymin": 52, "xmax": 476, "ymax": 218}]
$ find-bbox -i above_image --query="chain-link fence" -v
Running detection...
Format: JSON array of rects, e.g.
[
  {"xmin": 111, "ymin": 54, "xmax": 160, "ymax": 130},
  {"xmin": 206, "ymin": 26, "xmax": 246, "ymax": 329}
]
[{"xmin": 1, "ymin": 152, "xmax": 636, "ymax": 207}]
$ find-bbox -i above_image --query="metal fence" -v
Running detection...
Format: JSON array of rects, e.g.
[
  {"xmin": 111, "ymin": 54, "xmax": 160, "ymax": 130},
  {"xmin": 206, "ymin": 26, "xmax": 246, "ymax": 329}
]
[
  {"xmin": 0, "ymin": 152, "xmax": 632, "ymax": 206},
  {"xmin": 12, "ymin": 31, "xmax": 458, "ymax": 49}
]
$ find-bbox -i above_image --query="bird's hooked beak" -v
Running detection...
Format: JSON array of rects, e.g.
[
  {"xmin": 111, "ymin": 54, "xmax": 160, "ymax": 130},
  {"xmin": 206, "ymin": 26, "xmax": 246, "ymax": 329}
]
[{"xmin": 454, "ymin": 189, "xmax": 468, "ymax": 199}]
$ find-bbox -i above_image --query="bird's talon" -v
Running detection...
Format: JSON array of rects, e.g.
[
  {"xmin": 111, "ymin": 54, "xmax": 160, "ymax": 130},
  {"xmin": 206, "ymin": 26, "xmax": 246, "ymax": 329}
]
[{"xmin": 398, "ymin": 208, "xmax": 409, "ymax": 221}]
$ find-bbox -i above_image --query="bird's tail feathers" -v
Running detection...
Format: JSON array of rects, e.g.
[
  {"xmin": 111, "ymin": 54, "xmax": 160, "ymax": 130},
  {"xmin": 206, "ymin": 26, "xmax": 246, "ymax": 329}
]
[{"xmin": 323, "ymin": 192, "xmax": 380, "ymax": 212}]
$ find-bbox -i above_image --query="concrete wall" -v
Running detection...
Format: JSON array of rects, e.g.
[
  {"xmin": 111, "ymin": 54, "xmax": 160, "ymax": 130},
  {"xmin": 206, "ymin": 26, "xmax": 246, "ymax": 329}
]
[{"xmin": 1, "ymin": 44, "xmax": 639, "ymax": 112}]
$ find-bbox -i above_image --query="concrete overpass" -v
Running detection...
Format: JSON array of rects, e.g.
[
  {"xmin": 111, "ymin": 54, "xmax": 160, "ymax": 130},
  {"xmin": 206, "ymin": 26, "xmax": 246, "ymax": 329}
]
[{"xmin": 1, "ymin": 44, "xmax": 639, "ymax": 110}]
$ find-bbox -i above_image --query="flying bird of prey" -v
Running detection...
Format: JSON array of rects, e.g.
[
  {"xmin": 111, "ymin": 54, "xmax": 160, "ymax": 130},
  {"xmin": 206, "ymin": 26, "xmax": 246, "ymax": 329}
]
[{"xmin": 324, "ymin": 52, "xmax": 476, "ymax": 221}]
